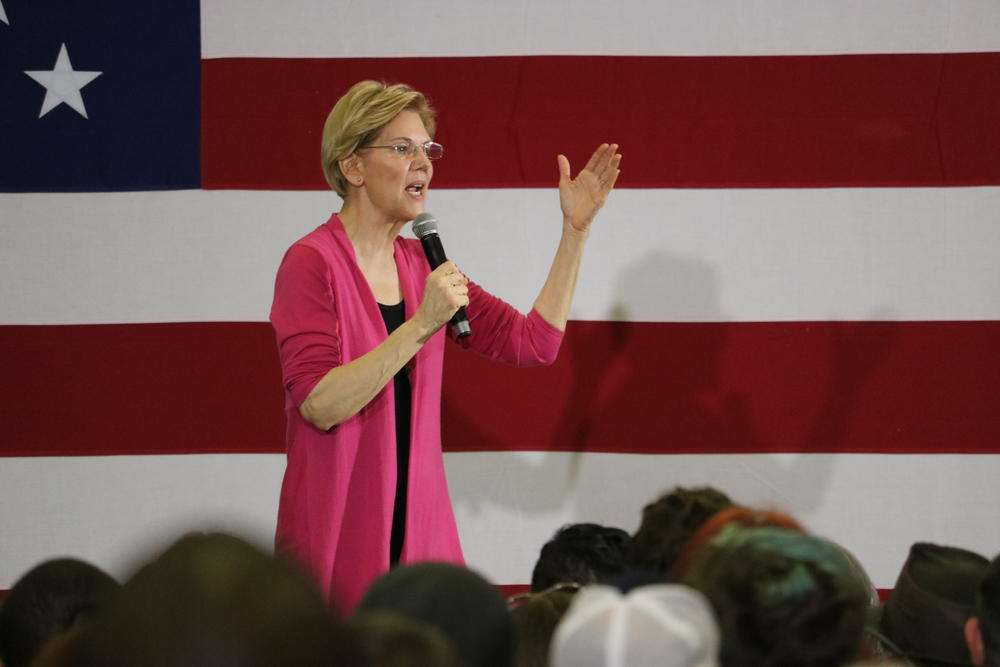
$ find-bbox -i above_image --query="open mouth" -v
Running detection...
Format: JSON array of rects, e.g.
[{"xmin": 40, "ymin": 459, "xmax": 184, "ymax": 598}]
[{"xmin": 405, "ymin": 183, "xmax": 425, "ymax": 197}]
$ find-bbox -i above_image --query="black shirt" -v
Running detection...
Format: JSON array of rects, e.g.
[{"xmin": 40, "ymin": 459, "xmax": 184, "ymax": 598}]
[{"xmin": 377, "ymin": 300, "xmax": 412, "ymax": 565}]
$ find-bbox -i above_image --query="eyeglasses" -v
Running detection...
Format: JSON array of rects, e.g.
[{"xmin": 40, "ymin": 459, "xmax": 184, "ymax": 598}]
[{"xmin": 357, "ymin": 140, "xmax": 444, "ymax": 160}]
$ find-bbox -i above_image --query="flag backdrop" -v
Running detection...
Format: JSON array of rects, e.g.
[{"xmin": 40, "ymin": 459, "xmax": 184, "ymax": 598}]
[{"xmin": 2, "ymin": 0, "xmax": 1000, "ymax": 593}]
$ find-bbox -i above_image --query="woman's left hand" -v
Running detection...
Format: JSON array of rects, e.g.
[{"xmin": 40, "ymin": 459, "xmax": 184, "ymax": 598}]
[{"xmin": 558, "ymin": 143, "xmax": 622, "ymax": 233}]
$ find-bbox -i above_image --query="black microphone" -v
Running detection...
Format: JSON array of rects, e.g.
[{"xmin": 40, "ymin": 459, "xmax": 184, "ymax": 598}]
[{"xmin": 412, "ymin": 212, "xmax": 472, "ymax": 338}]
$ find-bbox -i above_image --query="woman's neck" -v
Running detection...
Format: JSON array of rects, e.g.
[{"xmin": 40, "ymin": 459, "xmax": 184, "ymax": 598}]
[{"xmin": 338, "ymin": 200, "xmax": 406, "ymax": 262}]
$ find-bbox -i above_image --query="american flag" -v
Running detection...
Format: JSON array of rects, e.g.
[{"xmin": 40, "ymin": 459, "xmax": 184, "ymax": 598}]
[{"xmin": 2, "ymin": 0, "xmax": 999, "ymax": 593}]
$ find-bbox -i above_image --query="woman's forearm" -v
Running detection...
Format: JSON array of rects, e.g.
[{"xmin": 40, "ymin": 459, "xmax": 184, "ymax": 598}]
[
  {"xmin": 298, "ymin": 317, "xmax": 433, "ymax": 431},
  {"xmin": 533, "ymin": 143, "xmax": 619, "ymax": 329},
  {"xmin": 531, "ymin": 221, "xmax": 590, "ymax": 331},
  {"xmin": 300, "ymin": 261, "xmax": 470, "ymax": 430}
]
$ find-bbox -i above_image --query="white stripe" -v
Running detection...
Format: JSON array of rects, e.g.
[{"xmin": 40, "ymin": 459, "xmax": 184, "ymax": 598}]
[
  {"xmin": 200, "ymin": 0, "xmax": 1000, "ymax": 58},
  {"xmin": 1, "ymin": 452, "xmax": 998, "ymax": 591},
  {"xmin": 3, "ymin": 187, "xmax": 999, "ymax": 324},
  {"xmin": 0, "ymin": 454, "xmax": 283, "ymax": 589}
]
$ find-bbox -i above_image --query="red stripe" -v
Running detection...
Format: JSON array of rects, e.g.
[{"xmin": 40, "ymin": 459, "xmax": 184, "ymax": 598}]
[
  {"xmin": 202, "ymin": 53, "xmax": 1000, "ymax": 190},
  {"xmin": 444, "ymin": 320, "xmax": 1000, "ymax": 454},
  {"xmin": 2, "ymin": 321, "xmax": 998, "ymax": 456},
  {"xmin": 498, "ymin": 584, "xmax": 530, "ymax": 599},
  {"xmin": 0, "ymin": 323, "xmax": 285, "ymax": 457}
]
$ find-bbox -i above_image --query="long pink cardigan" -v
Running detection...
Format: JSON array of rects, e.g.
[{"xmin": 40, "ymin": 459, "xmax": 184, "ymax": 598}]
[{"xmin": 270, "ymin": 214, "xmax": 564, "ymax": 612}]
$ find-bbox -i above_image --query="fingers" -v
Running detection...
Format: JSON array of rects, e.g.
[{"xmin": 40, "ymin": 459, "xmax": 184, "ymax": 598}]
[
  {"xmin": 604, "ymin": 165, "xmax": 621, "ymax": 191},
  {"xmin": 595, "ymin": 143, "xmax": 620, "ymax": 176},
  {"xmin": 583, "ymin": 142, "xmax": 610, "ymax": 174},
  {"xmin": 557, "ymin": 154, "xmax": 571, "ymax": 181},
  {"xmin": 595, "ymin": 146, "xmax": 622, "ymax": 193},
  {"xmin": 431, "ymin": 261, "xmax": 469, "ymax": 303},
  {"xmin": 416, "ymin": 263, "xmax": 471, "ymax": 333},
  {"xmin": 441, "ymin": 275, "xmax": 470, "ymax": 308},
  {"xmin": 434, "ymin": 261, "xmax": 467, "ymax": 285},
  {"xmin": 598, "ymin": 151, "xmax": 622, "ymax": 186},
  {"xmin": 573, "ymin": 143, "xmax": 621, "ymax": 184}
]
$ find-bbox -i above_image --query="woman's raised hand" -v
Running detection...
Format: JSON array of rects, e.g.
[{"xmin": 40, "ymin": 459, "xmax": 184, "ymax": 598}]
[
  {"xmin": 414, "ymin": 261, "xmax": 469, "ymax": 337},
  {"xmin": 557, "ymin": 143, "xmax": 622, "ymax": 233}
]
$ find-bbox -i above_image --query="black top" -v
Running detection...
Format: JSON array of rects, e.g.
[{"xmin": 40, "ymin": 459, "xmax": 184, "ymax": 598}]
[{"xmin": 378, "ymin": 300, "xmax": 412, "ymax": 566}]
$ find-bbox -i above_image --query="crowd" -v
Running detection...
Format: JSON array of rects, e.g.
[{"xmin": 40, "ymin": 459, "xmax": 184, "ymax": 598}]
[{"xmin": 1, "ymin": 485, "xmax": 998, "ymax": 666}]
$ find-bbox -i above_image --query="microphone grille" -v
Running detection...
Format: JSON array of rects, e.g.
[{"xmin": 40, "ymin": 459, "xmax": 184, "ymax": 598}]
[{"xmin": 412, "ymin": 212, "xmax": 439, "ymax": 239}]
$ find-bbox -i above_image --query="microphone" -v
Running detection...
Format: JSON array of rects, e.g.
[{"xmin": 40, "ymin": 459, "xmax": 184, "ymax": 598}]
[{"xmin": 412, "ymin": 212, "xmax": 472, "ymax": 338}]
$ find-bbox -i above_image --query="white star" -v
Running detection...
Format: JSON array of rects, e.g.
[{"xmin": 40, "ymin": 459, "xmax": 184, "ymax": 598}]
[
  {"xmin": 0, "ymin": 1, "xmax": 9, "ymax": 25},
  {"xmin": 24, "ymin": 43, "xmax": 103, "ymax": 118}
]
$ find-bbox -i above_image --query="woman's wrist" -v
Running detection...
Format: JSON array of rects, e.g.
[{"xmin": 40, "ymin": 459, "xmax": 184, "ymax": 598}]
[
  {"xmin": 561, "ymin": 216, "xmax": 592, "ymax": 244},
  {"xmin": 404, "ymin": 311, "xmax": 439, "ymax": 345}
]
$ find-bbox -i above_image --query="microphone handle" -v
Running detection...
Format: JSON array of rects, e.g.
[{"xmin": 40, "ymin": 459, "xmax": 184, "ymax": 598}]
[{"xmin": 418, "ymin": 233, "xmax": 472, "ymax": 338}]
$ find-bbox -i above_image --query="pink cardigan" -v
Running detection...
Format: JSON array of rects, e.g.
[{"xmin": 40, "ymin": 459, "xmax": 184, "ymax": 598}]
[{"xmin": 270, "ymin": 214, "xmax": 564, "ymax": 612}]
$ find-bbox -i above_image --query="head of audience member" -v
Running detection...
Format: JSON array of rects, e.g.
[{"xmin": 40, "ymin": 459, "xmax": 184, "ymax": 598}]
[
  {"xmin": 349, "ymin": 610, "xmax": 459, "ymax": 667},
  {"xmin": 967, "ymin": 552, "xmax": 1000, "ymax": 667},
  {"xmin": 878, "ymin": 542, "xmax": 989, "ymax": 667},
  {"xmin": 682, "ymin": 525, "xmax": 869, "ymax": 667},
  {"xmin": 75, "ymin": 531, "xmax": 345, "ymax": 666},
  {"xmin": 508, "ymin": 583, "xmax": 580, "ymax": 667},
  {"xmin": 0, "ymin": 558, "xmax": 120, "ymax": 667},
  {"xmin": 20, "ymin": 622, "xmax": 88, "ymax": 667},
  {"xmin": 550, "ymin": 583, "xmax": 720, "ymax": 667},
  {"xmin": 669, "ymin": 506, "xmax": 804, "ymax": 579},
  {"xmin": 531, "ymin": 523, "xmax": 630, "ymax": 592},
  {"xmin": 357, "ymin": 561, "xmax": 514, "ymax": 667},
  {"xmin": 628, "ymin": 486, "xmax": 733, "ymax": 576}
]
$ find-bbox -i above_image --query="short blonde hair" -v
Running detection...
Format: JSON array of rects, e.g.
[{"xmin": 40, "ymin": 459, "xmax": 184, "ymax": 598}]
[{"xmin": 321, "ymin": 81, "xmax": 436, "ymax": 198}]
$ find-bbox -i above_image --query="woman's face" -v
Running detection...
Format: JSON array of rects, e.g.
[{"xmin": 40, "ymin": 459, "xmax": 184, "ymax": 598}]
[{"xmin": 355, "ymin": 109, "xmax": 434, "ymax": 224}]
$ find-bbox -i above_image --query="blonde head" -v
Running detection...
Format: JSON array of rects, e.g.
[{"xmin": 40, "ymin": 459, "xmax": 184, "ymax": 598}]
[{"xmin": 321, "ymin": 81, "xmax": 436, "ymax": 198}]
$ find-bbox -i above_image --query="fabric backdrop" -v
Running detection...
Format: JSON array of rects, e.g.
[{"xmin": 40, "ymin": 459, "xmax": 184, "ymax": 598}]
[{"xmin": 2, "ymin": 0, "xmax": 999, "ymax": 593}]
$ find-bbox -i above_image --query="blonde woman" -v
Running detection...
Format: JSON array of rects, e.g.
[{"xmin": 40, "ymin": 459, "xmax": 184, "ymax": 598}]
[{"xmin": 270, "ymin": 80, "xmax": 621, "ymax": 611}]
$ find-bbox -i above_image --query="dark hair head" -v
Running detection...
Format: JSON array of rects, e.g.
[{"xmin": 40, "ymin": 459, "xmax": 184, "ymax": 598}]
[
  {"xmin": 76, "ymin": 532, "xmax": 344, "ymax": 667},
  {"xmin": 977, "ymin": 554, "xmax": 1000, "ymax": 667},
  {"xmin": 350, "ymin": 611, "xmax": 458, "ymax": 667},
  {"xmin": 530, "ymin": 523, "xmax": 630, "ymax": 592},
  {"xmin": 357, "ymin": 561, "xmax": 514, "ymax": 667},
  {"xmin": 683, "ymin": 526, "xmax": 869, "ymax": 667},
  {"xmin": 509, "ymin": 586, "xmax": 578, "ymax": 667},
  {"xmin": 628, "ymin": 486, "xmax": 733, "ymax": 575},
  {"xmin": 0, "ymin": 558, "xmax": 119, "ymax": 667}
]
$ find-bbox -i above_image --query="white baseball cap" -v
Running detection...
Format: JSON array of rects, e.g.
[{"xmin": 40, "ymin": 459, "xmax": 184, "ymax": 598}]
[{"xmin": 550, "ymin": 584, "xmax": 720, "ymax": 667}]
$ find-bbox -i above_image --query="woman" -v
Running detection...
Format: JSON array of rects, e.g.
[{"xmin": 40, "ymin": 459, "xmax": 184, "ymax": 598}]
[{"xmin": 270, "ymin": 80, "xmax": 621, "ymax": 611}]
